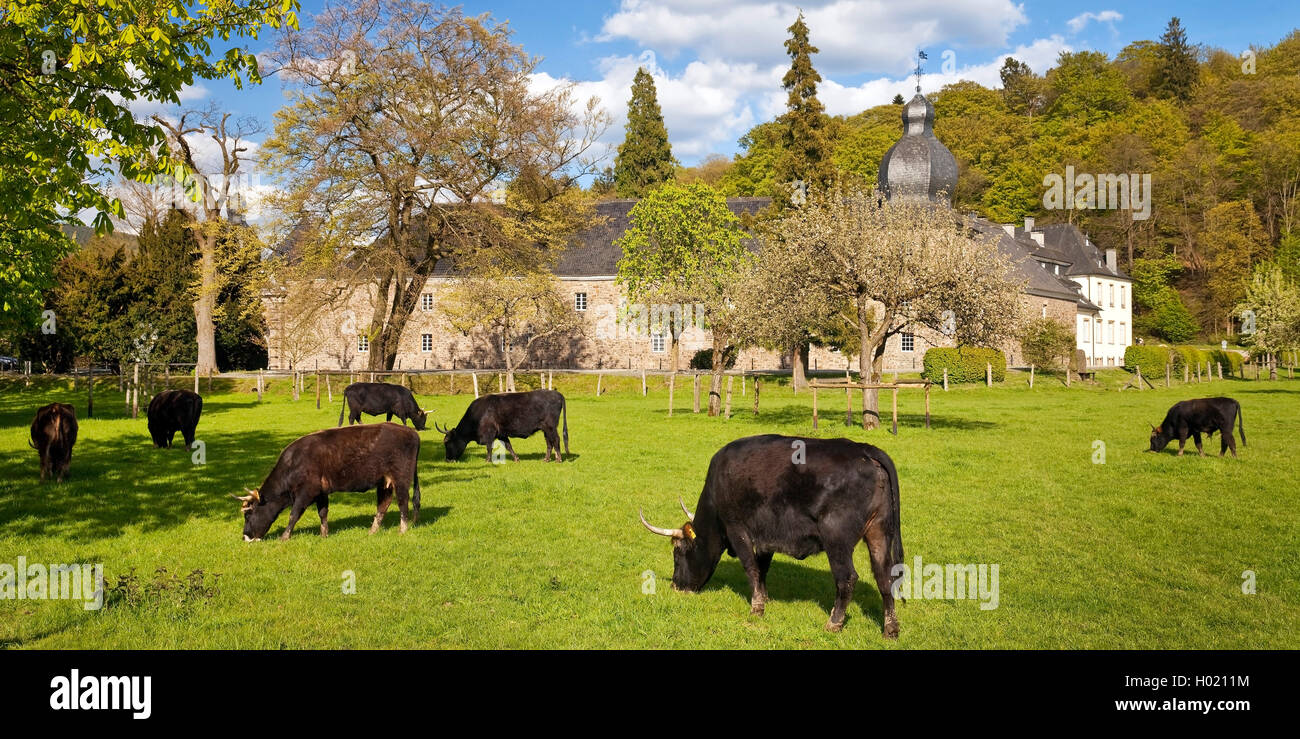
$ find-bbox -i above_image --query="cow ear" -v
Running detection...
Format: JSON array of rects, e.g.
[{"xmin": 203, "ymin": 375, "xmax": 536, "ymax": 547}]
[{"xmin": 683, "ymin": 523, "xmax": 696, "ymax": 540}]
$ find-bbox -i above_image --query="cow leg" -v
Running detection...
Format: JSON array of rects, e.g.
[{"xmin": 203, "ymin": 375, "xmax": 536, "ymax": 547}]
[
  {"xmin": 543, "ymin": 428, "xmax": 561, "ymax": 462},
  {"xmin": 1176, "ymin": 432, "xmax": 1187, "ymax": 456},
  {"xmin": 755, "ymin": 552, "xmax": 774, "ymax": 607},
  {"xmin": 394, "ymin": 483, "xmax": 411, "ymax": 534},
  {"xmin": 316, "ymin": 495, "xmax": 329, "ymax": 537},
  {"xmin": 864, "ymin": 521, "xmax": 900, "ymax": 639},
  {"xmin": 371, "ymin": 484, "xmax": 394, "ymax": 534},
  {"xmin": 500, "ymin": 437, "xmax": 520, "ymax": 462},
  {"xmin": 386, "ymin": 412, "xmax": 393, "ymax": 422},
  {"xmin": 824, "ymin": 544, "xmax": 859, "ymax": 633},
  {"xmin": 731, "ymin": 536, "xmax": 766, "ymax": 616},
  {"xmin": 1193, "ymin": 431, "xmax": 1204, "ymax": 456},
  {"xmin": 1226, "ymin": 428, "xmax": 1238, "ymax": 458},
  {"xmin": 281, "ymin": 499, "xmax": 310, "ymax": 540}
]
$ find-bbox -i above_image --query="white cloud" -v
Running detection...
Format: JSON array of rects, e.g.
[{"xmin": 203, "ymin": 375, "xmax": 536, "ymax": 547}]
[
  {"xmin": 599, "ymin": 0, "xmax": 1030, "ymax": 76},
  {"xmin": 1066, "ymin": 10, "xmax": 1123, "ymax": 34}
]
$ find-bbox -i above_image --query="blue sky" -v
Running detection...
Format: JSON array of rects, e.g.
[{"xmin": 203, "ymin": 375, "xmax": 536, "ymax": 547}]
[{"xmin": 178, "ymin": 0, "xmax": 1299, "ymax": 178}]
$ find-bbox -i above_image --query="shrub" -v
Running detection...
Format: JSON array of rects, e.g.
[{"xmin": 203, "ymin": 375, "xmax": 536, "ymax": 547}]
[
  {"xmin": 1019, "ymin": 318, "xmax": 1075, "ymax": 370},
  {"xmin": 689, "ymin": 345, "xmax": 737, "ymax": 370},
  {"xmin": 1123, "ymin": 345, "xmax": 1171, "ymax": 372},
  {"xmin": 1208, "ymin": 348, "xmax": 1244, "ymax": 376},
  {"xmin": 922, "ymin": 346, "xmax": 1006, "ymax": 383}
]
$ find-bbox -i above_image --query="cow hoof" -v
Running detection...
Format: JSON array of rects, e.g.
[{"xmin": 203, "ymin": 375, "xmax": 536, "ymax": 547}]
[
  {"xmin": 399, "ymin": 522, "xmax": 409, "ymax": 534},
  {"xmin": 279, "ymin": 532, "xmax": 291, "ymax": 541},
  {"xmin": 824, "ymin": 620, "xmax": 844, "ymax": 633},
  {"xmin": 883, "ymin": 615, "xmax": 900, "ymax": 639},
  {"xmin": 750, "ymin": 605, "xmax": 765, "ymax": 617}
]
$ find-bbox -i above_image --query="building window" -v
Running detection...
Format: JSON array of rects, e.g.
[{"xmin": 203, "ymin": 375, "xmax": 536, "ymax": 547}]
[
  {"xmin": 358, "ymin": 335, "xmax": 369, "ymax": 353},
  {"xmin": 1120, "ymin": 285, "xmax": 1126, "ymax": 309},
  {"xmin": 1094, "ymin": 321, "xmax": 1102, "ymax": 343},
  {"xmin": 421, "ymin": 333, "xmax": 433, "ymax": 353},
  {"xmin": 1119, "ymin": 322, "xmax": 1126, "ymax": 345},
  {"xmin": 1080, "ymin": 318, "xmax": 1090, "ymax": 343},
  {"xmin": 574, "ymin": 292, "xmax": 588, "ymax": 312},
  {"xmin": 1108, "ymin": 321, "xmax": 1115, "ymax": 344},
  {"xmin": 650, "ymin": 332, "xmax": 665, "ymax": 354},
  {"xmin": 1109, "ymin": 284, "xmax": 1115, "ymax": 307},
  {"xmin": 421, "ymin": 293, "xmax": 434, "ymax": 312},
  {"xmin": 901, "ymin": 332, "xmax": 915, "ymax": 352}
]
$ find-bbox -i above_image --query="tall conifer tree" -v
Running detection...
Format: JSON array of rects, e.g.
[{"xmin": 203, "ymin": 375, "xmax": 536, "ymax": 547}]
[
  {"xmin": 774, "ymin": 12, "xmax": 833, "ymax": 211},
  {"xmin": 614, "ymin": 68, "xmax": 676, "ymax": 197},
  {"xmin": 1155, "ymin": 17, "xmax": 1198, "ymax": 102}
]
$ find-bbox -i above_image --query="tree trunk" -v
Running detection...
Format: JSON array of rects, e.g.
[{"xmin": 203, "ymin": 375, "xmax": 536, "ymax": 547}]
[
  {"xmin": 857, "ymin": 302, "xmax": 884, "ymax": 430},
  {"xmin": 193, "ymin": 232, "xmax": 218, "ymax": 374},
  {"xmin": 791, "ymin": 340, "xmax": 809, "ymax": 391},
  {"xmin": 707, "ymin": 335, "xmax": 724, "ymax": 417},
  {"xmin": 670, "ymin": 332, "xmax": 680, "ymax": 374}
]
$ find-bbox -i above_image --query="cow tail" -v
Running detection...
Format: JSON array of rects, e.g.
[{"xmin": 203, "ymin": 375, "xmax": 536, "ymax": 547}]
[
  {"xmin": 337, "ymin": 393, "xmax": 346, "ymax": 427},
  {"xmin": 869, "ymin": 448, "xmax": 904, "ymax": 568},
  {"xmin": 1238, "ymin": 402, "xmax": 1246, "ymax": 447},
  {"xmin": 562, "ymin": 395, "xmax": 569, "ymax": 455}
]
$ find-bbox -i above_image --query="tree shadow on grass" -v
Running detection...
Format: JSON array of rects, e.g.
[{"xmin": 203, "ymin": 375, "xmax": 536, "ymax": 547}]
[
  {"xmin": 686, "ymin": 403, "xmax": 997, "ymax": 432},
  {"xmin": 261, "ymin": 504, "xmax": 455, "ymax": 540},
  {"xmin": 0, "ymin": 429, "xmax": 462, "ymax": 541},
  {"xmin": 0, "ymin": 388, "xmax": 247, "ymax": 431},
  {"xmin": 710, "ymin": 556, "xmax": 888, "ymax": 631}
]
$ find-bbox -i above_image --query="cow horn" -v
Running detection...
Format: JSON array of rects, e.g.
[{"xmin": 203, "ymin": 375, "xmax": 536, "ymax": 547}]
[
  {"xmin": 434, "ymin": 420, "xmax": 448, "ymax": 433},
  {"xmin": 245, "ymin": 488, "xmax": 261, "ymax": 501},
  {"xmin": 1148, "ymin": 423, "xmax": 1156, "ymax": 431},
  {"xmin": 638, "ymin": 509, "xmax": 682, "ymax": 539},
  {"xmin": 679, "ymin": 497, "xmax": 694, "ymax": 522}
]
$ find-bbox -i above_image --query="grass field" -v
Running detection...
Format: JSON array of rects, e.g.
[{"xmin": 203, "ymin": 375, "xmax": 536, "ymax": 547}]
[{"xmin": 1, "ymin": 370, "xmax": 1296, "ymax": 649}]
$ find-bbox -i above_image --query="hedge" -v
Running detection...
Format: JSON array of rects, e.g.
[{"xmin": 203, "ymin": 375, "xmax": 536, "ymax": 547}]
[
  {"xmin": 1124, "ymin": 344, "xmax": 1245, "ymax": 376},
  {"xmin": 921, "ymin": 347, "xmax": 1006, "ymax": 383},
  {"xmin": 689, "ymin": 345, "xmax": 737, "ymax": 370}
]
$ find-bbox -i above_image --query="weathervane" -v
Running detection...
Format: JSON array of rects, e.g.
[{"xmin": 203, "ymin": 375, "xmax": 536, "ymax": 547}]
[{"xmin": 914, "ymin": 50, "xmax": 927, "ymax": 93}]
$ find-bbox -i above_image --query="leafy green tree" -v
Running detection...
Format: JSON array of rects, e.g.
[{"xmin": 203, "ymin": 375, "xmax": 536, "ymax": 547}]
[
  {"xmin": 1237, "ymin": 261, "xmax": 1300, "ymax": 378},
  {"xmin": 0, "ymin": 0, "xmax": 299, "ymax": 327},
  {"xmin": 1154, "ymin": 17, "xmax": 1199, "ymax": 102},
  {"xmin": 616, "ymin": 182, "xmax": 752, "ymax": 413},
  {"xmin": 1046, "ymin": 51, "xmax": 1132, "ymax": 123},
  {"xmin": 999, "ymin": 57, "xmax": 1047, "ymax": 117},
  {"xmin": 131, "ymin": 209, "xmax": 199, "ymax": 363},
  {"xmin": 614, "ymin": 68, "xmax": 676, "ymax": 198}
]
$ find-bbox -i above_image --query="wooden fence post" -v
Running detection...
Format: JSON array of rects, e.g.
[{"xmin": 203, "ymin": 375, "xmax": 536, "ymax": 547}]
[
  {"xmin": 812, "ymin": 385, "xmax": 819, "ymax": 429},
  {"xmin": 1217, "ymin": 362, "xmax": 1223, "ymax": 380},
  {"xmin": 132, "ymin": 363, "xmax": 139, "ymax": 419},
  {"xmin": 596, "ymin": 373, "xmax": 603, "ymax": 397},
  {"xmin": 1166, "ymin": 363, "xmax": 1171, "ymax": 388},
  {"xmin": 1136, "ymin": 365, "xmax": 1143, "ymax": 391},
  {"xmin": 194, "ymin": 367, "xmax": 199, "ymax": 394},
  {"xmin": 845, "ymin": 385, "xmax": 853, "ymax": 426},
  {"xmin": 1029, "ymin": 364, "xmax": 1035, "ymax": 388},
  {"xmin": 641, "ymin": 367, "xmax": 647, "ymax": 396},
  {"xmin": 668, "ymin": 373, "xmax": 675, "ymax": 417},
  {"xmin": 1184, "ymin": 363, "xmax": 1189, "ymax": 383},
  {"xmin": 986, "ymin": 363, "xmax": 992, "ymax": 387},
  {"xmin": 472, "ymin": 372, "xmax": 479, "ymax": 398},
  {"xmin": 924, "ymin": 384, "xmax": 931, "ymax": 429},
  {"xmin": 498, "ymin": 373, "xmax": 503, "ymax": 393},
  {"xmin": 315, "ymin": 371, "xmax": 321, "ymax": 408},
  {"xmin": 724, "ymin": 376, "xmax": 733, "ymax": 419},
  {"xmin": 257, "ymin": 369, "xmax": 264, "ymax": 402},
  {"xmin": 753, "ymin": 378, "xmax": 760, "ymax": 416},
  {"xmin": 890, "ymin": 387, "xmax": 899, "ymax": 435},
  {"xmin": 942, "ymin": 367, "xmax": 948, "ymax": 391},
  {"xmin": 87, "ymin": 369, "xmax": 94, "ymax": 418},
  {"xmin": 692, "ymin": 374, "xmax": 700, "ymax": 413}
]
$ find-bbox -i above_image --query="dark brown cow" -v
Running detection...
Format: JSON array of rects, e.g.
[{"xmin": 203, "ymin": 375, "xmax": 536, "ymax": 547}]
[
  {"xmin": 148, "ymin": 389, "xmax": 202, "ymax": 449},
  {"xmin": 235, "ymin": 423, "xmax": 422, "ymax": 541},
  {"xmin": 30, "ymin": 403, "xmax": 78, "ymax": 482}
]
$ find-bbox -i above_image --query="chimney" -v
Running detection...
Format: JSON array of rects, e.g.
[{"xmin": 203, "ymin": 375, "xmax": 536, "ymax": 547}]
[
  {"xmin": 1031, "ymin": 232, "xmax": 1045, "ymax": 246},
  {"xmin": 1023, "ymin": 216, "xmax": 1035, "ymax": 234},
  {"xmin": 1106, "ymin": 248, "xmax": 1117, "ymax": 272},
  {"xmin": 1002, "ymin": 224, "xmax": 1015, "ymax": 237}
]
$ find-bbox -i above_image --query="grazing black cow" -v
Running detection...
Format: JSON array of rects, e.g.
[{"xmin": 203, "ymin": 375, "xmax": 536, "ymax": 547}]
[
  {"xmin": 1149, "ymin": 397, "xmax": 1246, "ymax": 457},
  {"xmin": 30, "ymin": 403, "xmax": 78, "ymax": 482},
  {"xmin": 234, "ymin": 422, "xmax": 422, "ymax": 541},
  {"xmin": 147, "ymin": 389, "xmax": 202, "ymax": 449},
  {"xmin": 338, "ymin": 382, "xmax": 428, "ymax": 430},
  {"xmin": 640, "ymin": 434, "xmax": 904, "ymax": 636},
  {"xmin": 436, "ymin": 390, "xmax": 568, "ymax": 462}
]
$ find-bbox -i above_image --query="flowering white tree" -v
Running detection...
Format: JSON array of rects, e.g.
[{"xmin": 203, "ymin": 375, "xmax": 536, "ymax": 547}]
[{"xmin": 757, "ymin": 186, "xmax": 1024, "ymax": 428}]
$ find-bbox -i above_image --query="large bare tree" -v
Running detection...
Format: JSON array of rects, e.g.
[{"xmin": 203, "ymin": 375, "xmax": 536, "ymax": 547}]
[
  {"xmin": 154, "ymin": 104, "xmax": 262, "ymax": 374},
  {"xmin": 261, "ymin": 0, "xmax": 608, "ymax": 370}
]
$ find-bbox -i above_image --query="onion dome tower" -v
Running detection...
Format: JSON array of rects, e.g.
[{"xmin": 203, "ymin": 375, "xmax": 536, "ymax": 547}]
[{"xmin": 878, "ymin": 62, "xmax": 958, "ymax": 205}]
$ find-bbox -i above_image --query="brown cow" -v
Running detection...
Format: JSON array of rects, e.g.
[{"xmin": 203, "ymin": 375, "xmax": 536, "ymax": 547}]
[
  {"xmin": 235, "ymin": 423, "xmax": 422, "ymax": 541},
  {"xmin": 30, "ymin": 403, "xmax": 78, "ymax": 482}
]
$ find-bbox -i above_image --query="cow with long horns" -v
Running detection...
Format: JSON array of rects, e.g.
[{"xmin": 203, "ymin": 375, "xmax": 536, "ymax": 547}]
[
  {"xmin": 235, "ymin": 423, "xmax": 422, "ymax": 541},
  {"xmin": 640, "ymin": 434, "xmax": 904, "ymax": 637}
]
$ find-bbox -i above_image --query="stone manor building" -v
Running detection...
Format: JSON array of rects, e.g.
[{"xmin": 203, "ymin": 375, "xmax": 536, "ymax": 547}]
[{"xmin": 264, "ymin": 91, "xmax": 1131, "ymax": 372}]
